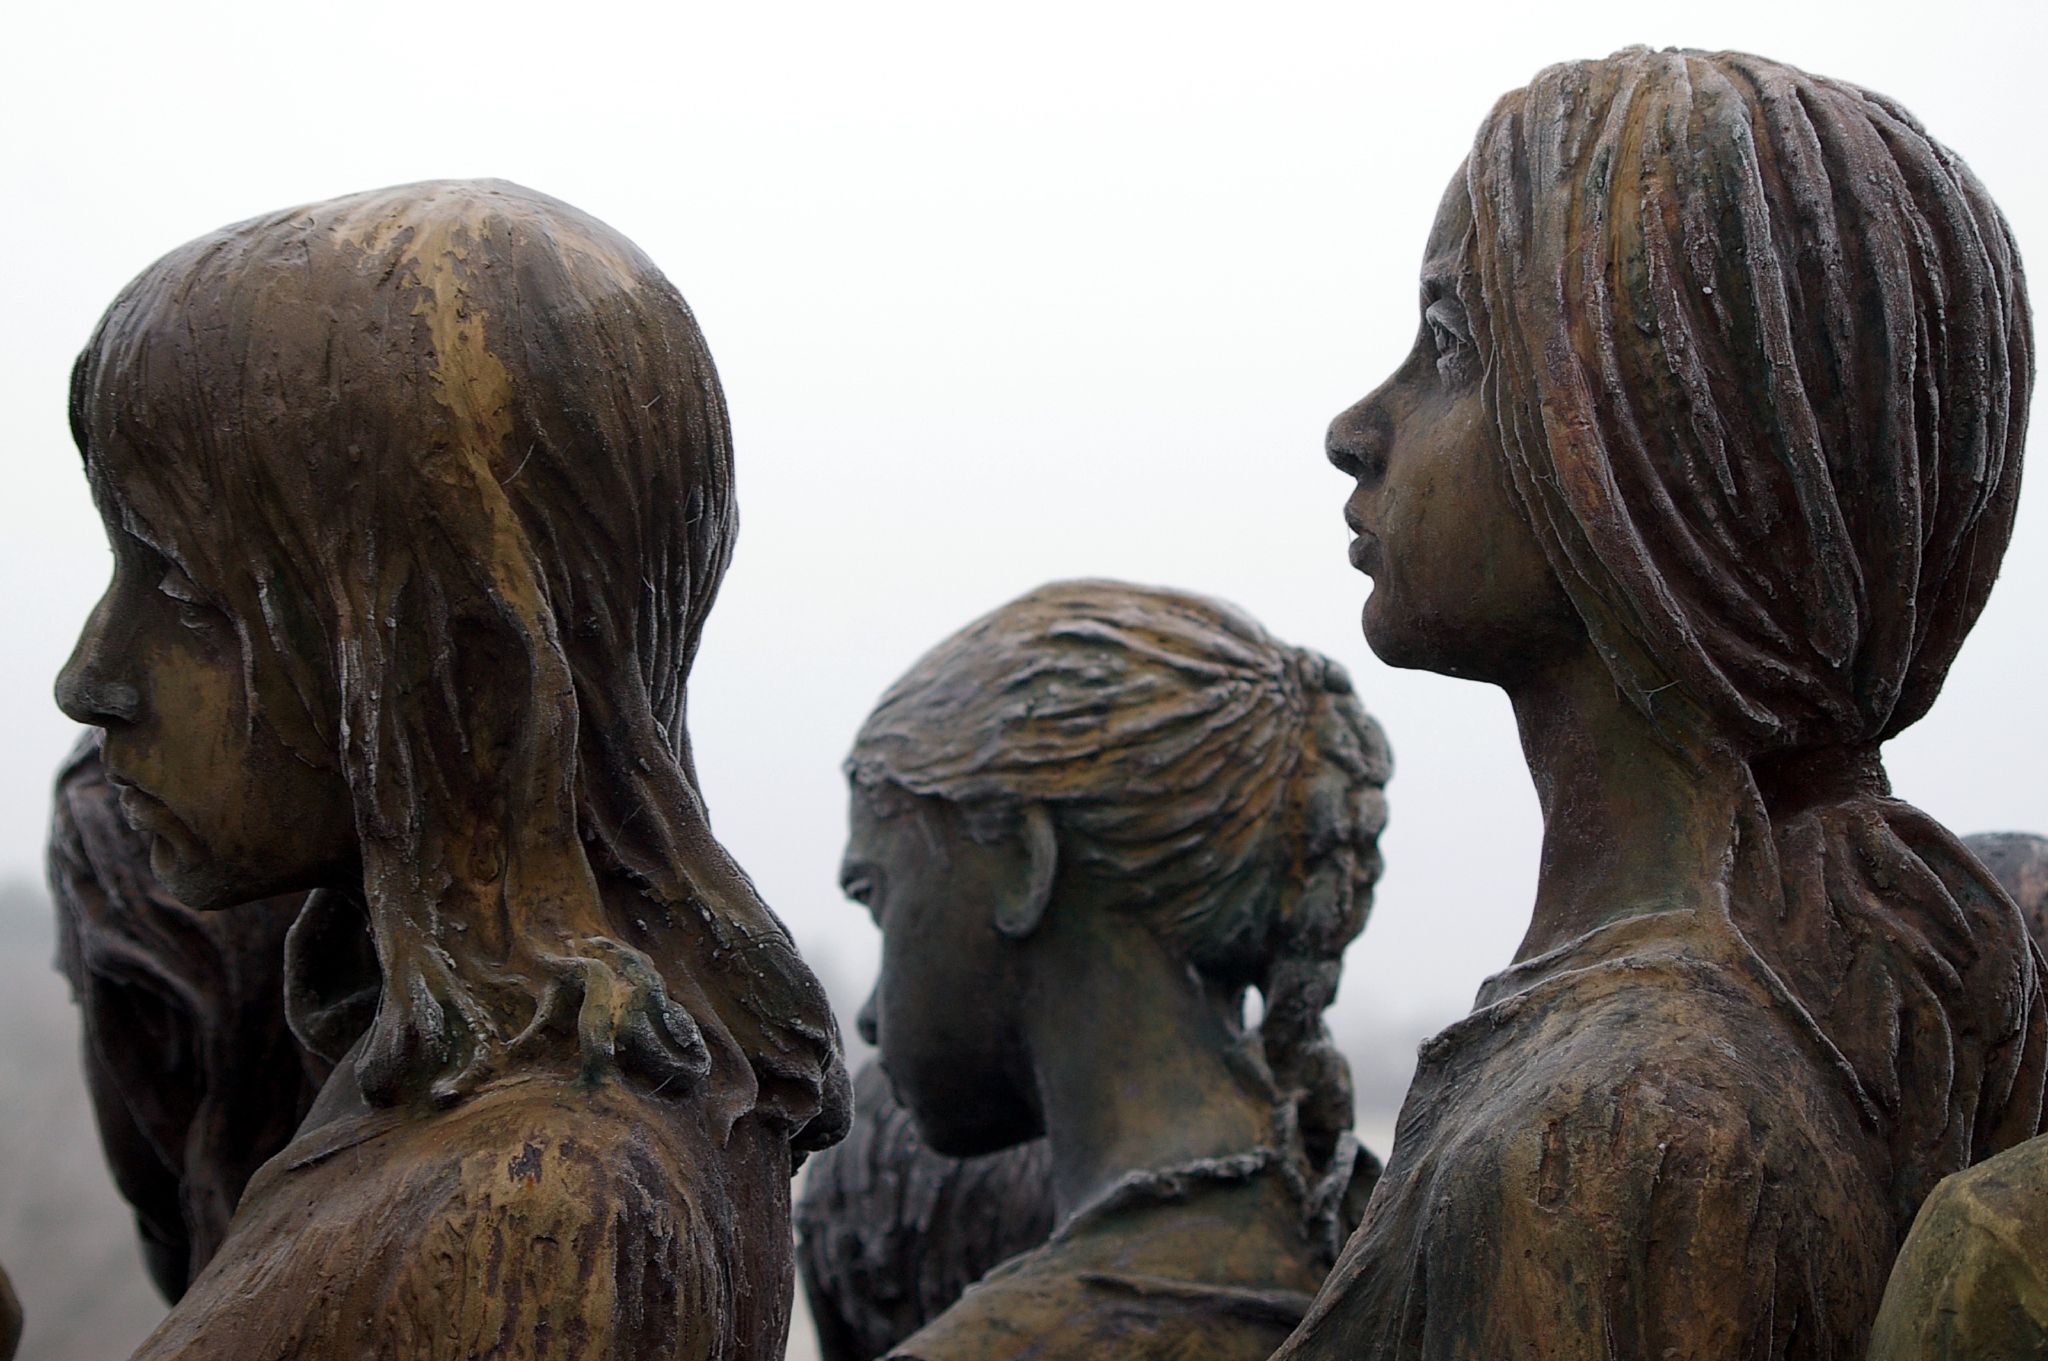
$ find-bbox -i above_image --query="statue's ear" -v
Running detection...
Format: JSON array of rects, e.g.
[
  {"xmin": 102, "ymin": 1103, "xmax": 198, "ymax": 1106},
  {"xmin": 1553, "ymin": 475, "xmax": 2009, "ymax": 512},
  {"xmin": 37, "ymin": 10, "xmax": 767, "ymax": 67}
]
[{"xmin": 993, "ymin": 803, "xmax": 1057, "ymax": 940}]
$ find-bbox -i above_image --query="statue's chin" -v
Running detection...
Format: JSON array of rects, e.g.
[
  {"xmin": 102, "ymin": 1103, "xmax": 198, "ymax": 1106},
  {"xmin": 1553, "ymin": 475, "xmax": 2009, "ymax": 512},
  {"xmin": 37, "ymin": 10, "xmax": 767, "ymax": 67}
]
[
  {"xmin": 145, "ymin": 830, "xmax": 228, "ymax": 910},
  {"xmin": 1362, "ymin": 600, "xmax": 1513, "ymax": 685},
  {"xmin": 907, "ymin": 1089, "xmax": 1041, "ymax": 1159},
  {"xmin": 1360, "ymin": 594, "xmax": 1432, "ymax": 674},
  {"xmin": 151, "ymin": 835, "xmax": 322, "ymax": 914}
]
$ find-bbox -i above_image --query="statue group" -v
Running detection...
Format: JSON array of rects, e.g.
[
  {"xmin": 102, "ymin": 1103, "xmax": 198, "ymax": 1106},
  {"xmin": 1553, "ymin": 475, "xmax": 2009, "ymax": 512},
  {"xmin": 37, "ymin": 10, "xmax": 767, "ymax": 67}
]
[{"xmin": 14, "ymin": 43, "xmax": 2043, "ymax": 1361}]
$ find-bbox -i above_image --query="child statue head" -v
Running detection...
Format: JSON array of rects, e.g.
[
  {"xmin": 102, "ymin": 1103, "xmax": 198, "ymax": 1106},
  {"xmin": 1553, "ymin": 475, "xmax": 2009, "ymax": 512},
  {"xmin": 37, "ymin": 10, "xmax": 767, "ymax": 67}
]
[
  {"xmin": 843, "ymin": 579, "xmax": 1390, "ymax": 1245},
  {"xmin": 58, "ymin": 180, "xmax": 848, "ymax": 1146}
]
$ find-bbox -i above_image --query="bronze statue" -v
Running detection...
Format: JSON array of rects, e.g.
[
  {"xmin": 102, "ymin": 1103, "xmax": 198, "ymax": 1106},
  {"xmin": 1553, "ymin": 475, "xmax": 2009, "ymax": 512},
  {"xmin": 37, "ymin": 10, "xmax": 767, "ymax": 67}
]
[
  {"xmin": 55, "ymin": 179, "xmax": 849, "ymax": 1360},
  {"xmin": 0, "ymin": 1260, "xmax": 19, "ymax": 1361},
  {"xmin": 1281, "ymin": 47, "xmax": 2042, "ymax": 1361},
  {"xmin": 1966, "ymin": 832, "xmax": 2048, "ymax": 951},
  {"xmin": 1862, "ymin": 831, "xmax": 2048, "ymax": 1358},
  {"xmin": 841, "ymin": 579, "xmax": 1389, "ymax": 1360},
  {"xmin": 49, "ymin": 730, "xmax": 322, "ymax": 1299},
  {"xmin": 796, "ymin": 1060, "xmax": 1055, "ymax": 1361},
  {"xmin": 1866, "ymin": 1124, "xmax": 2048, "ymax": 1357}
]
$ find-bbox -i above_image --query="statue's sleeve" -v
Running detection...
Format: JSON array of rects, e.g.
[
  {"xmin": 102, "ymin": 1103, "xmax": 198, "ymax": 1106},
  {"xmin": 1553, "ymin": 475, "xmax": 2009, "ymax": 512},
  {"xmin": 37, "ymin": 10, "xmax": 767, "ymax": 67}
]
[{"xmin": 373, "ymin": 1119, "xmax": 731, "ymax": 1361}]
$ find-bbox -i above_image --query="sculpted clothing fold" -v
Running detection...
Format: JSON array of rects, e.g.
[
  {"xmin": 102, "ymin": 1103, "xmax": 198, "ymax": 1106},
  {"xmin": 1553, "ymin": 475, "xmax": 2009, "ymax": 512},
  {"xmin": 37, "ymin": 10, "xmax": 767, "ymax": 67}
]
[
  {"xmin": 889, "ymin": 1155, "xmax": 1325, "ymax": 1361},
  {"xmin": 1275, "ymin": 902, "xmax": 2045, "ymax": 1361}
]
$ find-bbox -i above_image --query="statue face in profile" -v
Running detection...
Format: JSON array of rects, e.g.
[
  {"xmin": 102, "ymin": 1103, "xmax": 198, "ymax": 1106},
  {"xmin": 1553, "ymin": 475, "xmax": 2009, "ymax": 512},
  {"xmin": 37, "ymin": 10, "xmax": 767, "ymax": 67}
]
[
  {"xmin": 50, "ymin": 179, "xmax": 848, "ymax": 1361},
  {"xmin": 1271, "ymin": 47, "xmax": 2041, "ymax": 1361},
  {"xmin": 842, "ymin": 786, "xmax": 1043, "ymax": 1156},
  {"xmin": 52, "ymin": 178, "xmax": 852, "ymax": 1116},
  {"xmin": 1328, "ymin": 180, "xmax": 1576, "ymax": 684},
  {"xmin": 59, "ymin": 531, "xmax": 354, "ymax": 910}
]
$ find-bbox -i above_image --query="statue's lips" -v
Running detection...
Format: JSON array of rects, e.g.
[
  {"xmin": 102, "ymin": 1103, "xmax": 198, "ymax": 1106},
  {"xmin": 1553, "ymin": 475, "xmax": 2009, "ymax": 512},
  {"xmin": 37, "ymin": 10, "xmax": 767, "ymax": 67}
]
[
  {"xmin": 108, "ymin": 779, "xmax": 204, "ymax": 856},
  {"xmin": 105, "ymin": 772, "xmax": 170, "ymax": 833},
  {"xmin": 1348, "ymin": 533, "xmax": 1381, "ymax": 574},
  {"xmin": 116, "ymin": 785, "xmax": 161, "ymax": 828}
]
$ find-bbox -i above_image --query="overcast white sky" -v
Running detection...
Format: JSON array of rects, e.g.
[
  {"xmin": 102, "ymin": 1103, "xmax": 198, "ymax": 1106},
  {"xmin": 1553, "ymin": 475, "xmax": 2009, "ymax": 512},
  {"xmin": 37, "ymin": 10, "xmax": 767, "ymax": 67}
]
[{"xmin": 3, "ymin": 0, "xmax": 2044, "ymax": 1051}]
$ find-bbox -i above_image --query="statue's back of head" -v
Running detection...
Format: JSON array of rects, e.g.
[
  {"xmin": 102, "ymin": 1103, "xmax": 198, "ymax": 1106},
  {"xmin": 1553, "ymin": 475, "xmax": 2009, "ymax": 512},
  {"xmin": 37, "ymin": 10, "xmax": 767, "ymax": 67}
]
[{"xmin": 1964, "ymin": 832, "xmax": 2048, "ymax": 954}]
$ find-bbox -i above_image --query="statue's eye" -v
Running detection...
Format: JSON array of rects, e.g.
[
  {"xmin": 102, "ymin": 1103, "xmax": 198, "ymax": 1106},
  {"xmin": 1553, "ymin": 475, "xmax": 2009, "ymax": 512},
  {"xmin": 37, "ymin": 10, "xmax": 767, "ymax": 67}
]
[
  {"xmin": 1424, "ymin": 297, "xmax": 1473, "ymax": 376},
  {"xmin": 156, "ymin": 564, "xmax": 218, "ymax": 630},
  {"xmin": 840, "ymin": 871, "xmax": 879, "ymax": 921}
]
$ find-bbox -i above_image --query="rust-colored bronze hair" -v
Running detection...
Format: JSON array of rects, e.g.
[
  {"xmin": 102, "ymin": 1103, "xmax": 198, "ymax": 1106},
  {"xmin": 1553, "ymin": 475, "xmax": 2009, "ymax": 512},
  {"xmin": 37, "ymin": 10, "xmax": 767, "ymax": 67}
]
[
  {"xmin": 1466, "ymin": 47, "xmax": 2029, "ymax": 755},
  {"xmin": 70, "ymin": 180, "xmax": 848, "ymax": 1148}
]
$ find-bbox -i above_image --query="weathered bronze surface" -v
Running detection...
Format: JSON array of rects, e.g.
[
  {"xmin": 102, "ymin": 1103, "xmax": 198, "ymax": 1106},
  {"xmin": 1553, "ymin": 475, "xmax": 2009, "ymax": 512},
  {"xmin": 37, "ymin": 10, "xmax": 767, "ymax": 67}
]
[
  {"xmin": 841, "ymin": 579, "xmax": 1389, "ymax": 1361},
  {"xmin": 48, "ymin": 730, "xmax": 321, "ymax": 1299},
  {"xmin": 796, "ymin": 1060, "xmax": 1055, "ymax": 1361},
  {"xmin": 1866, "ymin": 1126, "xmax": 2048, "ymax": 1357},
  {"xmin": 1285, "ymin": 47, "xmax": 2041, "ymax": 1361},
  {"xmin": 1861, "ymin": 831, "xmax": 2048, "ymax": 1357},
  {"xmin": 1967, "ymin": 832, "xmax": 2048, "ymax": 951},
  {"xmin": 55, "ymin": 180, "xmax": 849, "ymax": 1360}
]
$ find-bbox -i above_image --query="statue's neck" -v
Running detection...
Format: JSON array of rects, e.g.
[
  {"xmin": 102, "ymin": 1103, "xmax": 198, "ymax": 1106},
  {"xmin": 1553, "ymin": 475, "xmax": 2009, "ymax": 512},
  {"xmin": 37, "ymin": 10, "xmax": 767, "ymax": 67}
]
[
  {"xmin": 1019, "ymin": 913, "xmax": 1278, "ymax": 1222},
  {"xmin": 1507, "ymin": 648, "xmax": 1743, "ymax": 962},
  {"xmin": 282, "ymin": 886, "xmax": 379, "ymax": 1072}
]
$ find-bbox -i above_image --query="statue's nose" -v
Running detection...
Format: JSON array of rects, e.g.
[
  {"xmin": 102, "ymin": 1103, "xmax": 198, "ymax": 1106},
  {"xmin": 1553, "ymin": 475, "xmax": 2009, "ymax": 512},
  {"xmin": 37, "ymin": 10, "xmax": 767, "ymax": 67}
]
[{"xmin": 1327, "ymin": 398, "xmax": 1393, "ymax": 487}]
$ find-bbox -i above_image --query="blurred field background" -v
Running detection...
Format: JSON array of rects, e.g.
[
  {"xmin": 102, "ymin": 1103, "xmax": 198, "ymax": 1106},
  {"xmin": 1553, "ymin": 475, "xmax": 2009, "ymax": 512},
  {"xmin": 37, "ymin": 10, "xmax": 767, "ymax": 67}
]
[{"xmin": 0, "ymin": 880, "xmax": 162, "ymax": 1360}]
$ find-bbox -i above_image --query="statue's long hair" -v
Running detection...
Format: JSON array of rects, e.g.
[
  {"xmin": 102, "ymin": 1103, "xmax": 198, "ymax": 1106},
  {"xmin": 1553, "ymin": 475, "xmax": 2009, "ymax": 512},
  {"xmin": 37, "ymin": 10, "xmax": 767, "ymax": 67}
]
[
  {"xmin": 1462, "ymin": 48, "xmax": 2041, "ymax": 1222},
  {"xmin": 847, "ymin": 579, "xmax": 1391, "ymax": 1251},
  {"xmin": 70, "ymin": 180, "xmax": 849, "ymax": 1149}
]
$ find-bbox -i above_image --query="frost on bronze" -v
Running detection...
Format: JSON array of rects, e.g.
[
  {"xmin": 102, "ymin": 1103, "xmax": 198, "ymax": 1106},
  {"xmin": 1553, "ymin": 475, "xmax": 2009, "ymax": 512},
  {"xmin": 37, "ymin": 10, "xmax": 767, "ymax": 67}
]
[
  {"xmin": 1280, "ymin": 47, "xmax": 2042, "ymax": 1361},
  {"xmin": 55, "ymin": 180, "xmax": 850, "ymax": 1361},
  {"xmin": 838, "ymin": 580, "xmax": 1390, "ymax": 1360}
]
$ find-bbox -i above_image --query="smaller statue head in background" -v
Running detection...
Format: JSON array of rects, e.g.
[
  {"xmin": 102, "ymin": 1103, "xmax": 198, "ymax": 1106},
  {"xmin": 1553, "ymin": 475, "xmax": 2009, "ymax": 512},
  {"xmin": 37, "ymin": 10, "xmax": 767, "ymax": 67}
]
[
  {"xmin": 1965, "ymin": 833, "xmax": 2048, "ymax": 955},
  {"xmin": 843, "ymin": 578, "xmax": 1390, "ymax": 1253}
]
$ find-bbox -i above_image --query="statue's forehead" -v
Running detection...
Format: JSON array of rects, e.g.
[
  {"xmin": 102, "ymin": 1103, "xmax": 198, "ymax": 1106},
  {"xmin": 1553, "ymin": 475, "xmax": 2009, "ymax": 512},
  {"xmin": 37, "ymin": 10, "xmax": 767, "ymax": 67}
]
[{"xmin": 1419, "ymin": 164, "xmax": 1474, "ymax": 290}]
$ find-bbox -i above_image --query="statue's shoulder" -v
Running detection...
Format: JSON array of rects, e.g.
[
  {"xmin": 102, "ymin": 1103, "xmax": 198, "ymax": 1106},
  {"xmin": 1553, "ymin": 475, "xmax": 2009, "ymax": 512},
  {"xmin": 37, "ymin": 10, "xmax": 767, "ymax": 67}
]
[
  {"xmin": 1868, "ymin": 1135, "xmax": 2048, "ymax": 1360},
  {"xmin": 1292, "ymin": 951, "xmax": 1894, "ymax": 1359},
  {"xmin": 1431, "ymin": 976, "xmax": 1883, "ymax": 1231},
  {"xmin": 890, "ymin": 1233, "xmax": 1304, "ymax": 1361},
  {"xmin": 133, "ymin": 1076, "xmax": 764, "ymax": 1361}
]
